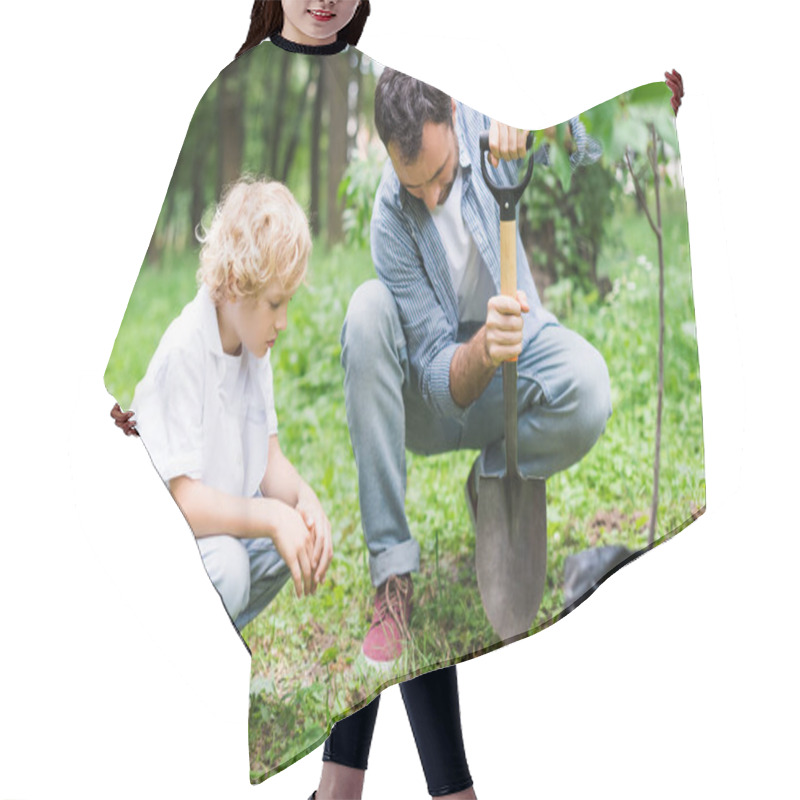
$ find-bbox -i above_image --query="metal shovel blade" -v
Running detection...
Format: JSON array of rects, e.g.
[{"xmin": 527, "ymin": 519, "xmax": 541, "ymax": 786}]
[
  {"xmin": 475, "ymin": 361, "xmax": 548, "ymax": 641},
  {"xmin": 476, "ymin": 473, "xmax": 547, "ymax": 640}
]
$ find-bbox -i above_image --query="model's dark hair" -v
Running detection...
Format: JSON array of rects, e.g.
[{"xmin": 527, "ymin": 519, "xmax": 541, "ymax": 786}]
[
  {"xmin": 374, "ymin": 68, "xmax": 453, "ymax": 165},
  {"xmin": 236, "ymin": 1, "xmax": 371, "ymax": 59}
]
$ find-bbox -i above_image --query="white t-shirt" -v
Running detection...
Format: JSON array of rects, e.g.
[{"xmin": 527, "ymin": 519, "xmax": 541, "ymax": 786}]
[
  {"xmin": 429, "ymin": 163, "xmax": 496, "ymax": 324},
  {"xmin": 130, "ymin": 282, "xmax": 279, "ymax": 499}
]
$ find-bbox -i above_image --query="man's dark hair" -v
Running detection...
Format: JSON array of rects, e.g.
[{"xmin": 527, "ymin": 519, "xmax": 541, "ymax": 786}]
[{"xmin": 374, "ymin": 68, "xmax": 453, "ymax": 165}]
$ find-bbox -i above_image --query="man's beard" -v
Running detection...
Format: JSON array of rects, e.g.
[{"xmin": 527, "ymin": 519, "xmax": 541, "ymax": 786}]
[{"xmin": 438, "ymin": 139, "xmax": 459, "ymax": 206}]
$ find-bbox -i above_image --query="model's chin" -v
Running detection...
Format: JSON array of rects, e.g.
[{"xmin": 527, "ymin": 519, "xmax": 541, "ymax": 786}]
[{"xmin": 300, "ymin": 30, "xmax": 338, "ymax": 43}]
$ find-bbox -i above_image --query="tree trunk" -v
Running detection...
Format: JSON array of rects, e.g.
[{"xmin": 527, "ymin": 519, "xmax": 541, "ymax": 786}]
[
  {"xmin": 217, "ymin": 62, "xmax": 245, "ymax": 199},
  {"xmin": 145, "ymin": 199, "xmax": 169, "ymax": 267},
  {"xmin": 281, "ymin": 64, "xmax": 316, "ymax": 184},
  {"xmin": 325, "ymin": 55, "xmax": 348, "ymax": 246},
  {"xmin": 268, "ymin": 52, "xmax": 290, "ymax": 179},
  {"xmin": 190, "ymin": 132, "xmax": 212, "ymax": 248},
  {"xmin": 310, "ymin": 59, "xmax": 325, "ymax": 237},
  {"xmin": 350, "ymin": 50, "xmax": 363, "ymax": 156}
]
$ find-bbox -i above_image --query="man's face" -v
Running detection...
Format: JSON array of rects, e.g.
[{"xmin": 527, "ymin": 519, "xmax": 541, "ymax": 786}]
[{"xmin": 388, "ymin": 101, "xmax": 460, "ymax": 212}]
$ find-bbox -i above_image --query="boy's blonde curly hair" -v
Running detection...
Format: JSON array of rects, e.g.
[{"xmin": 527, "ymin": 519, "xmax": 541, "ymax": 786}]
[{"xmin": 196, "ymin": 174, "xmax": 311, "ymax": 304}]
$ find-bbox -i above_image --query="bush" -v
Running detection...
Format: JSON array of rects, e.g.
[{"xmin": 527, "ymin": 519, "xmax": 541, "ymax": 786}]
[{"xmin": 521, "ymin": 159, "xmax": 622, "ymax": 302}]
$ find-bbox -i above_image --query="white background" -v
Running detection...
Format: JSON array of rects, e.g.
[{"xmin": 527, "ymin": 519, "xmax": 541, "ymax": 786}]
[{"xmin": 1, "ymin": 1, "xmax": 797, "ymax": 798}]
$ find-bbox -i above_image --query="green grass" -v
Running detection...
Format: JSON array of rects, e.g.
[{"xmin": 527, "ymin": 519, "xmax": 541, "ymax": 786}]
[{"xmin": 104, "ymin": 187, "xmax": 704, "ymax": 782}]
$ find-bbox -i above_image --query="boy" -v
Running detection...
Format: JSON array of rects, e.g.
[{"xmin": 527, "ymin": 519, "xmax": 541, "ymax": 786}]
[{"xmin": 128, "ymin": 175, "xmax": 333, "ymax": 634}]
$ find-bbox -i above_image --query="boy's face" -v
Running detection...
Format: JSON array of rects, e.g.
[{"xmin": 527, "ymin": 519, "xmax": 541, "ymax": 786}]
[{"xmin": 226, "ymin": 279, "xmax": 294, "ymax": 359}]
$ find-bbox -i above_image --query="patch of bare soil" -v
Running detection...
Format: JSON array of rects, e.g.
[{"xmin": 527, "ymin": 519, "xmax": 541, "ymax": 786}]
[{"xmin": 588, "ymin": 507, "xmax": 648, "ymax": 545}]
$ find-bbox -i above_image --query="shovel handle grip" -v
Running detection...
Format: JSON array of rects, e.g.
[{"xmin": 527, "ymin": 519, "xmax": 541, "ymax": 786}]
[
  {"xmin": 478, "ymin": 130, "xmax": 535, "ymax": 222},
  {"xmin": 478, "ymin": 130, "xmax": 535, "ymax": 169}
]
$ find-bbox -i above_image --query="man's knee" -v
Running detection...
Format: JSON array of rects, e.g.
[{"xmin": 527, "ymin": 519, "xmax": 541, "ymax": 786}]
[
  {"xmin": 340, "ymin": 279, "xmax": 400, "ymax": 369},
  {"xmin": 198, "ymin": 535, "xmax": 252, "ymax": 622},
  {"xmin": 572, "ymin": 343, "xmax": 613, "ymax": 453}
]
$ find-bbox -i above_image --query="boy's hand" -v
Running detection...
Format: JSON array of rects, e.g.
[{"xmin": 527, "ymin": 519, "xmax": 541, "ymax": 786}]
[
  {"xmin": 483, "ymin": 290, "xmax": 530, "ymax": 368},
  {"xmin": 269, "ymin": 502, "xmax": 318, "ymax": 598},
  {"xmin": 295, "ymin": 485, "xmax": 333, "ymax": 586},
  {"xmin": 487, "ymin": 120, "xmax": 531, "ymax": 168}
]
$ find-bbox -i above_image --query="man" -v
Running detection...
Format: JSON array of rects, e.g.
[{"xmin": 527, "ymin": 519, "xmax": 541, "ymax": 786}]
[{"xmin": 340, "ymin": 68, "xmax": 612, "ymax": 668}]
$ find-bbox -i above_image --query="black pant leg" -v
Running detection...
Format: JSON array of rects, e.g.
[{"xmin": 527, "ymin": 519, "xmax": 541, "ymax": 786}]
[
  {"xmin": 399, "ymin": 664, "xmax": 474, "ymax": 797},
  {"xmin": 322, "ymin": 693, "xmax": 381, "ymax": 771}
]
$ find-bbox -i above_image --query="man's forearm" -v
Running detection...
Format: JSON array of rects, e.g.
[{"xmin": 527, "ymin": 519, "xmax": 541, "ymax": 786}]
[{"xmin": 449, "ymin": 325, "xmax": 499, "ymax": 409}]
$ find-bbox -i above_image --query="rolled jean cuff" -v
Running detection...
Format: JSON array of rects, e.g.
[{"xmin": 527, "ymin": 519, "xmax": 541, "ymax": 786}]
[{"xmin": 369, "ymin": 537, "xmax": 420, "ymax": 587}]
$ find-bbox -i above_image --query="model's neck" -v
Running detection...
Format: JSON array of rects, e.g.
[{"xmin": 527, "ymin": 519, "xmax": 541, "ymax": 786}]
[
  {"xmin": 270, "ymin": 30, "xmax": 348, "ymax": 55},
  {"xmin": 280, "ymin": 18, "xmax": 338, "ymax": 47}
]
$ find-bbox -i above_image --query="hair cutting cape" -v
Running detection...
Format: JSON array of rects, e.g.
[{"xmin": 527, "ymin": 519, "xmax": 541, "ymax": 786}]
[{"xmin": 104, "ymin": 36, "xmax": 703, "ymax": 784}]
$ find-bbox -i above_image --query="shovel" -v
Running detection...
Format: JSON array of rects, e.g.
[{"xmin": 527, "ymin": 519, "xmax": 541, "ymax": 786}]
[{"xmin": 474, "ymin": 129, "xmax": 548, "ymax": 642}]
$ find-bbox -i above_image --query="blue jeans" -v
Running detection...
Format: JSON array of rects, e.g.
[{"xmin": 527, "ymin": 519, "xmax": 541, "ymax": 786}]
[
  {"xmin": 195, "ymin": 491, "xmax": 291, "ymax": 632},
  {"xmin": 340, "ymin": 278, "xmax": 613, "ymax": 588}
]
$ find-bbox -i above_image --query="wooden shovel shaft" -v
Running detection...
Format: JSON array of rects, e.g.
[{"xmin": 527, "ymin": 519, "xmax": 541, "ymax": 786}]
[
  {"xmin": 500, "ymin": 219, "xmax": 518, "ymax": 323},
  {"xmin": 503, "ymin": 359, "xmax": 519, "ymax": 480},
  {"xmin": 500, "ymin": 217, "xmax": 519, "ymax": 479}
]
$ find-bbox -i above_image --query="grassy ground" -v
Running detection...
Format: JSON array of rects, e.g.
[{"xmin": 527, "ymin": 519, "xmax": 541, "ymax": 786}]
[{"xmin": 104, "ymin": 188, "xmax": 704, "ymax": 781}]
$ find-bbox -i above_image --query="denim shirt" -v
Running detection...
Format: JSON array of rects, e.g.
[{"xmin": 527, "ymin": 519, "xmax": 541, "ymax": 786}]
[{"xmin": 370, "ymin": 100, "xmax": 601, "ymax": 421}]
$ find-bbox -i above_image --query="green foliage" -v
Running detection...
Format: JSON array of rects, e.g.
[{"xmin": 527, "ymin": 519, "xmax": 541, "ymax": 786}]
[
  {"xmin": 338, "ymin": 142, "xmax": 387, "ymax": 250},
  {"xmin": 584, "ymin": 80, "xmax": 678, "ymax": 164},
  {"xmin": 521, "ymin": 80, "xmax": 678, "ymax": 303},
  {"xmin": 549, "ymin": 121, "xmax": 575, "ymax": 193},
  {"xmin": 104, "ymin": 250, "xmax": 200, "ymax": 407},
  {"xmin": 522, "ymin": 153, "xmax": 622, "ymax": 298},
  {"xmin": 144, "ymin": 46, "xmax": 383, "ymax": 263}
]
